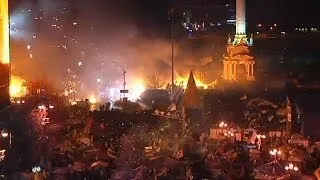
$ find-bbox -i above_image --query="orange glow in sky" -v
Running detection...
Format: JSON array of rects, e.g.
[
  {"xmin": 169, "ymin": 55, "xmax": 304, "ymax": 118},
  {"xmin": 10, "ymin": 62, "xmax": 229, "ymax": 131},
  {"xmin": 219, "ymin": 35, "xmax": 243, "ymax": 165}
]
[
  {"xmin": 176, "ymin": 76, "xmax": 208, "ymax": 89},
  {"xmin": 10, "ymin": 76, "xmax": 27, "ymax": 97}
]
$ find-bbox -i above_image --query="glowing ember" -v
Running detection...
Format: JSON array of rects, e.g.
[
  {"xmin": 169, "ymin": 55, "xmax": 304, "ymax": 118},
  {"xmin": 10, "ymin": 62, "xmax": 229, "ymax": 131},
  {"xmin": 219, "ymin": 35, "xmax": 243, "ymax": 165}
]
[{"xmin": 10, "ymin": 76, "xmax": 27, "ymax": 97}]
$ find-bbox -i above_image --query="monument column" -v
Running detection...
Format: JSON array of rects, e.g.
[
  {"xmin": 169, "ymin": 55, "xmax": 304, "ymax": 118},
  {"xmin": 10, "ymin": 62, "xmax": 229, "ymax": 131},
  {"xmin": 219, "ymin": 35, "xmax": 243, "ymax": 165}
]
[{"xmin": 236, "ymin": 0, "xmax": 246, "ymax": 35}]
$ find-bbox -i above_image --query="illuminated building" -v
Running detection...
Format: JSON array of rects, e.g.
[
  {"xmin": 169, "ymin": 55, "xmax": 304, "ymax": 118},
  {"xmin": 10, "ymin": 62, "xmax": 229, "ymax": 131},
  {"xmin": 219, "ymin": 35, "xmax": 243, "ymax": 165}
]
[
  {"xmin": 0, "ymin": 0, "xmax": 10, "ymax": 116},
  {"xmin": 223, "ymin": 0, "xmax": 255, "ymax": 81}
]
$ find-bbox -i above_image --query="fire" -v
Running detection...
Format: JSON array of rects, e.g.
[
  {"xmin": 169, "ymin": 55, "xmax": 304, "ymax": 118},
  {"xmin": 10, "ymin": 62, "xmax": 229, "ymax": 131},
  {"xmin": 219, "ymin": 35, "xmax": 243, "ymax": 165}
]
[
  {"xmin": 129, "ymin": 79, "xmax": 146, "ymax": 100},
  {"xmin": 10, "ymin": 76, "xmax": 27, "ymax": 97},
  {"xmin": 176, "ymin": 76, "xmax": 208, "ymax": 89},
  {"xmin": 89, "ymin": 94, "xmax": 98, "ymax": 104},
  {"xmin": 0, "ymin": 0, "xmax": 10, "ymax": 64}
]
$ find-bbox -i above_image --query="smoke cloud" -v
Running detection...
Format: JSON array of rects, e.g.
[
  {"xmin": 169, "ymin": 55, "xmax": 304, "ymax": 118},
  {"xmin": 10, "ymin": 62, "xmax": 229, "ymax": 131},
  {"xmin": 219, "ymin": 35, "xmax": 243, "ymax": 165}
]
[{"xmin": 10, "ymin": 0, "xmax": 221, "ymax": 95}]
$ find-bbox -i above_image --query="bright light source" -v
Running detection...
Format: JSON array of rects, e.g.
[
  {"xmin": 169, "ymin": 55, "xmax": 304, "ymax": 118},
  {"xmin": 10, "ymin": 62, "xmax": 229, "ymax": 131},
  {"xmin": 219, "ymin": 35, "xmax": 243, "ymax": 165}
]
[
  {"xmin": 32, "ymin": 166, "xmax": 41, "ymax": 173},
  {"xmin": 96, "ymin": 78, "xmax": 102, "ymax": 83},
  {"xmin": 219, "ymin": 121, "xmax": 227, "ymax": 128},
  {"xmin": 38, "ymin": 105, "xmax": 46, "ymax": 110},
  {"xmin": 130, "ymin": 79, "xmax": 146, "ymax": 101},
  {"xmin": 89, "ymin": 95, "xmax": 98, "ymax": 104},
  {"xmin": 78, "ymin": 61, "xmax": 83, "ymax": 66},
  {"xmin": 70, "ymin": 101, "xmax": 77, "ymax": 106},
  {"xmin": 10, "ymin": 76, "xmax": 27, "ymax": 98},
  {"xmin": 1, "ymin": 129, "xmax": 9, "ymax": 138},
  {"xmin": 49, "ymin": 105, "xmax": 54, "ymax": 109},
  {"xmin": 26, "ymin": 45, "xmax": 31, "ymax": 50}
]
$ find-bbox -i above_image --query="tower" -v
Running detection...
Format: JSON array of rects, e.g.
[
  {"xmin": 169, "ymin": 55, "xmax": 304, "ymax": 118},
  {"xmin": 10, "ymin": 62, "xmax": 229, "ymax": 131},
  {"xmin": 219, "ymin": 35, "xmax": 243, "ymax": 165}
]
[
  {"xmin": 0, "ymin": 0, "xmax": 10, "ymax": 118},
  {"xmin": 223, "ymin": 0, "xmax": 255, "ymax": 82}
]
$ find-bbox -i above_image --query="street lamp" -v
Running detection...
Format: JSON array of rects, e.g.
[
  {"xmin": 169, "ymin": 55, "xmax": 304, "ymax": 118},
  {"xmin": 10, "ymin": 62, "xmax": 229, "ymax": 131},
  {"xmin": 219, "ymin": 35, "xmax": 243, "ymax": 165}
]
[
  {"xmin": 218, "ymin": 121, "xmax": 228, "ymax": 138},
  {"xmin": 285, "ymin": 163, "xmax": 298, "ymax": 172},
  {"xmin": 269, "ymin": 148, "xmax": 281, "ymax": 157},
  {"xmin": 112, "ymin": 62, "xmax": 127, "ymax": 99},
  {"xmin": 1, "ymin": 129, "xmax": 8, "ymax": 138},
  {"xmin": 38, "ymin": 105, "xmax": 46, "ymax": 110},
  {"xmin": 270, "ymin": 148, "xmax": 281, "ymax": 179},
  {"xmin": 1, "ymin": 129, "xmax": 12, "ymax": 148},
  {"xmin": 36, "ymin": 104, "xmax": 54, "ymax": 171},
  {"xmin": 218, "ymin": 121, "xmax": 228, "ymax": 128}
]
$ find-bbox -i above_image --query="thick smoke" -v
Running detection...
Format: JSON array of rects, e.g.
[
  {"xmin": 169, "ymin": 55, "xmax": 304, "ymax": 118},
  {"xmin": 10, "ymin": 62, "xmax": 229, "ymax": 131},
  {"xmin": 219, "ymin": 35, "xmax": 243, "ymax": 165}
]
[{"xmin": 11, "ymin": 0, "xmax": 221, "ymax": 94}]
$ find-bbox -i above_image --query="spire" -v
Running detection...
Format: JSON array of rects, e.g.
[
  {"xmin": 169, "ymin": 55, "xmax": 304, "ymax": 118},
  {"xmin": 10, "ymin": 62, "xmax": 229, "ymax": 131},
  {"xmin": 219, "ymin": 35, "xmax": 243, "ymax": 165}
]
[{"xmin": 182, "ymin": 71, "xmax": 201, "ymax": 109}]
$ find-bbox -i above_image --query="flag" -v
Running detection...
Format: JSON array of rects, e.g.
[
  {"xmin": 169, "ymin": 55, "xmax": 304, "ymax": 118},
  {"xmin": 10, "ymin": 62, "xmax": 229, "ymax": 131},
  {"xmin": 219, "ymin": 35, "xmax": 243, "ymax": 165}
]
[
  {"xmin": 168, "ymin": 103, "xmax": 177, "ymax": 112},
  {"xmin": 154, "ymin": 110, "xmax": 160, "ymax": 115},
  {"xmin": 107, "ymin": 147, "xmax": 116, "ymax": 159},
  {"xmin": 176, "ymin": 149, "xmax": 184, "ymax": 159}
]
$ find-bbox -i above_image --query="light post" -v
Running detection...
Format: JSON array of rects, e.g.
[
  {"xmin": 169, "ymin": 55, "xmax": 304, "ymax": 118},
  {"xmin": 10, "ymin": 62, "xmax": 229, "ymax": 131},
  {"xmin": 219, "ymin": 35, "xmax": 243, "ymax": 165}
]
[
  {"xmin": 37, "ymin": 104, "xmax": 54, "ymax": 172},
  {"xmin": 218, "ymin": 121, "xmax": 228, "ymax": 128},
  {"xmin": 285, "ymin": 162, "xmax": 299, "ymax": 177},
  {"xmin": 285, "ymin": 163, "xmax": 298, "ymax": 171},
  {"xmin": 219, "ymin": 121, "xmax": 228, "ymax": 137},
  {"xmin": 112, "ymin": 62, "xmax": 127, "ymax": 99},
  {"xmin": 269, "ymin": 148, "xmax": 281, "ymax": 179}
]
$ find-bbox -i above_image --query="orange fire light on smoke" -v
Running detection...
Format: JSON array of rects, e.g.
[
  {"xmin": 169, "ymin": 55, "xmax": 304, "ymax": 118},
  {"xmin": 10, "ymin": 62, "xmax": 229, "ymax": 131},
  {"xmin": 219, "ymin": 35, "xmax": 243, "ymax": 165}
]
[
  {"xmin": 176, "ymin": 76, "xmax": 208, "ymax": 89},
  {"xmin": 10, "ymin": 76, "xmax": 27, "ymax": 98}
]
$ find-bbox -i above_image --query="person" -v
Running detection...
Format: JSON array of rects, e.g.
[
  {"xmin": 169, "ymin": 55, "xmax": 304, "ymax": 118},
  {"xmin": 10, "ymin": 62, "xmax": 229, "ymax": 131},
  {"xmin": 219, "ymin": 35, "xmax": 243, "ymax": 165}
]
[{"xmin": 186, "ymin": 167, "xmax": 193, "ymax": 180}]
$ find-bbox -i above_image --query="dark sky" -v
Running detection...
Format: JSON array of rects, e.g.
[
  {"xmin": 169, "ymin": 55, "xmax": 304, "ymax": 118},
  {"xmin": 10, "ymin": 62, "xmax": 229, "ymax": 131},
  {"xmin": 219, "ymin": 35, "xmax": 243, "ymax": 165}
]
[
  {"xmin": 248, "ymin": 0, "xmax": 320, "ymax": 25},
  {"xmin": 10, "ymin": 0, "xmax": 320, "ymax": 32}
]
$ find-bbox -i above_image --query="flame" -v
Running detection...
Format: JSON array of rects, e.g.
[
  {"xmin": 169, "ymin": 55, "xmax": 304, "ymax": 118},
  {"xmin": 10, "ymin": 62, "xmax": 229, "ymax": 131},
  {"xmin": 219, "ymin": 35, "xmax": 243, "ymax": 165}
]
[
  {"xmin": 129, "ymin": 79, "xmax": 146, "ymax": 100},
  {"xmin": 176, "ymin": 76, "xmax": 208, "ymax": 89},
  {"xmin": 10, "ymin": 76, "xmax": 27, "ymax": 97},
  {"xmin": 0, "ymin": 0, "xmax": 10, "ymax": 64},
  {"xmin": 130, "ymin": 79, "xmax": 146, "ymax": 100},
  {"xmin": 89, "ymin": 94, "xmax": 98, "ymax": 104}
]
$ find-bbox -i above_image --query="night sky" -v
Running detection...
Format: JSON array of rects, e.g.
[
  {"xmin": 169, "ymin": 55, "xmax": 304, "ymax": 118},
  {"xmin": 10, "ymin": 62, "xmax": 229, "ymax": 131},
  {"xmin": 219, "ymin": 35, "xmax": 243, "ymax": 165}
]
[{"xmin": 10, "ymin": 0, "xmax": 319, "ymax": 25}]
